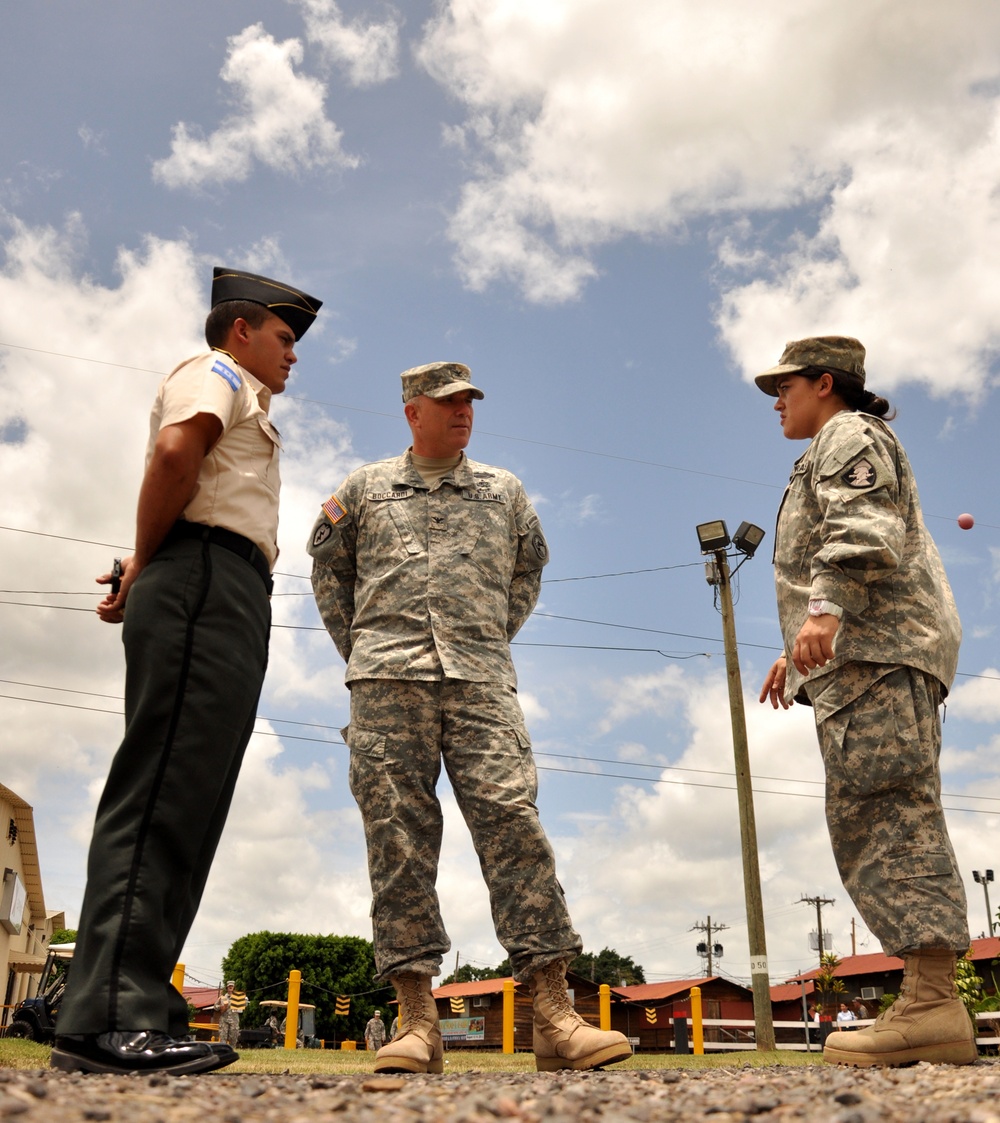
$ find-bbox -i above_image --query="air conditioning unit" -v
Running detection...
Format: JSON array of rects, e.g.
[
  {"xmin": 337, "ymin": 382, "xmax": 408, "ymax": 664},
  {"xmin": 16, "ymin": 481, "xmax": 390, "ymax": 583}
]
[
  {"xmin": 472, "ymin": 996, "xmax": 491, "ymax": 1008},
  {"xmin": 860, "ymin": 987, "xmax": 883, "ymax": 1001}
]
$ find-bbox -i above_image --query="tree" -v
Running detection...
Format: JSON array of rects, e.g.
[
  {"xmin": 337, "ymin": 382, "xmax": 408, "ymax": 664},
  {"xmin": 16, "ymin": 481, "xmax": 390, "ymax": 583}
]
[
  {"xmin": 221, "ymin": 932, "xmax": 381, "ymax": 1044},
  {"xmin": 570, "ymin": 948, "xmax": 645, "ymax": 986},
  {"xmin": 50, "ymin": 928, "xmax": 76, "ymax": 945},
  {"xmin": 441, "ymin": 959, "xmax": 512, "ymax": 985},
  {"xmin": 814, "ymin": 952, "xmax": 845, "ymax": 1015}
]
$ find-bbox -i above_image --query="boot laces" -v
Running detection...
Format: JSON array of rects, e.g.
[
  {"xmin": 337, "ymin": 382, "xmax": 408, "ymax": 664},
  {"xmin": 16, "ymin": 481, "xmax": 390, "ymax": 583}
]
[
  {"xmin": 538, "ymin": 961, "xmax": 576, "ymax": 1018},
  {"xmin": 395, "ymin": 975, "xmax": 434, "ymax": 1029}
]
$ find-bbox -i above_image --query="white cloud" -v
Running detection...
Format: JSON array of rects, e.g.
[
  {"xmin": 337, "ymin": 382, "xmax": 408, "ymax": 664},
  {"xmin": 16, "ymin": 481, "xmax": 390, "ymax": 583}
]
[
  {"xmin": 153, "ymin": 23, "xmax": 358, "ymax": 190},
  {"xmin": 296, "ymin": 0, "xmax": 401, "ymax": 86},
  {"xmin": 946, "ymin": 669, "xmax": 1000, "ymax": 723},
  {"xmin": 417, "ymin": 1, "xmax": 1000, "ymax": 392}
]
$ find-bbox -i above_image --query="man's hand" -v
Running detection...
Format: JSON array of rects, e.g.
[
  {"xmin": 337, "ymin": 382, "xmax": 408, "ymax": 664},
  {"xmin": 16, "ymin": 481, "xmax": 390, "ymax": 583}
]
[
  {"xmin": 759, "ymin": 655, "xmax": 791, "ymax": 710},
  {"xmin": 96, "ymin": 554, "xmax": 140, "ymax": 624},
  {"xmin": 791, "ymin": 613, "xmax": 839, "ymax": 676}
]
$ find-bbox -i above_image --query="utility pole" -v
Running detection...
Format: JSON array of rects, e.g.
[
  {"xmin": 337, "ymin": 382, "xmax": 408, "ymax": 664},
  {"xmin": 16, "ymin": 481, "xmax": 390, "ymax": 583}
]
[
  {"xmin": 692, "ymin": 916, "xmax": 729, "ymax": 976},
  {"xmin": 712, "ymin": 548, "xmax": 775, "ymax": 1050},
  {"xmin": 800, "ymin": 894, "xmax": 835, "ymax": 961}
]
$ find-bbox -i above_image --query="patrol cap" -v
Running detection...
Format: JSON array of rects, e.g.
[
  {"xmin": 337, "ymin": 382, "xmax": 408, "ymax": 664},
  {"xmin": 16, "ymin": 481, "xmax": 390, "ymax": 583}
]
[
  {"xmin": 374, "ymin": 1010, "xmax": 381, "ymax": 1016},
  {"xmin": 226, "ymin": 980, "xmax": 235, "ymax": 986},
  {"xmin": 401, "ymin": 361, "xmax": 484, "ymax": 403},
  {"xmin": 755, "ymin": 336, "xmax": 866, "ymax": 396},
  {"xmin": 211, "ymin": 267, "xmax": 322, "ymax": 341}
]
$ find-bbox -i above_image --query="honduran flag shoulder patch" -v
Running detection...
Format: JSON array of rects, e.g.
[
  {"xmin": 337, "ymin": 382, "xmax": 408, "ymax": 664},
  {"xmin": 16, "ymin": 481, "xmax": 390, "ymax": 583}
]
[{"xmin": 211, "ymin": 358, "xmax": 241, "ymax": 392}]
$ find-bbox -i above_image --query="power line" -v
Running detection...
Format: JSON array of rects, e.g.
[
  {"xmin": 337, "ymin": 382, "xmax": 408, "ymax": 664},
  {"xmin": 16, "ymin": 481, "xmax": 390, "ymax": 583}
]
[
  {"xmin": 3, "ymin": 338, "xmax": 996, "ymax": 529},
  {"xmin": 3, "ymin": 680, "xmax": 1000, "ymax": 813}
]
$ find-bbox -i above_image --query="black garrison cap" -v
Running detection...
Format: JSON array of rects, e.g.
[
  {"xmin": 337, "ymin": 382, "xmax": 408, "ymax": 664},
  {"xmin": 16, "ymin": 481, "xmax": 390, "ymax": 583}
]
[{"xmin": 211, "ymin": 267, "xmax": 322, "ymax": 341}]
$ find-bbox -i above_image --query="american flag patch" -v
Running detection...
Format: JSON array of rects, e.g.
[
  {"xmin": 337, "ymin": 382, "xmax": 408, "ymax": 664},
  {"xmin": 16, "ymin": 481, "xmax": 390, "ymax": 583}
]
[{"xmin": 322, "ymin": 494, "xmax": 348, "ymax": 524}]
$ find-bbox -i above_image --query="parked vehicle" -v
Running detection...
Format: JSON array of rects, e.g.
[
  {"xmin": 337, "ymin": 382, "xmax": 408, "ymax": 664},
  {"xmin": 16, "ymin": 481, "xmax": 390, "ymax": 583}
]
[
  {"xmin": 259, "ymin": 999, "xmax": 318, "ymax": 1048},
  {"xmin": 4, "ymin": 943, "xmax": 74, "ymax": 1042}
]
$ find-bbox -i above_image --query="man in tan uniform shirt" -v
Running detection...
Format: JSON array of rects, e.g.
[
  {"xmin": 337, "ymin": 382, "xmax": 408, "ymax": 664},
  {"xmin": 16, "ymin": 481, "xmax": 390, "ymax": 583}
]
[{"xmin": 53, "ymin": 268, "xmax": 321, "ymax": 1077}]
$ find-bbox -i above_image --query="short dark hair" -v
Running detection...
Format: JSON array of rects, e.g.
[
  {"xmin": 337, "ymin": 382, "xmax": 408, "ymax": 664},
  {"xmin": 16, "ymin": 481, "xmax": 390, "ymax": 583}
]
[{"xmin": 204, "ymin": 300, "xmax": 272, "ymax": 348}]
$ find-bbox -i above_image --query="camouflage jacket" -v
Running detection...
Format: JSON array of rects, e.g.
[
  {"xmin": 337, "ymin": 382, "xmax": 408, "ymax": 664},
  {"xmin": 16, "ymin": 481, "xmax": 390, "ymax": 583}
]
[
  {"xmin": 308, "ymin": 450, "xmax": 549, "ymax": 685},
  {"xmin": 774, "ymin": 410, "xmax": 961, "ymax": 705}
]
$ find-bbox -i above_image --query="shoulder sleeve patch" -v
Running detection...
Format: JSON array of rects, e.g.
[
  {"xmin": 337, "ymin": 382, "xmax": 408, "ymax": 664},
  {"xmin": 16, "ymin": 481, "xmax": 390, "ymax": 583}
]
[
  {"xmin": 211, "ymin": 358, "xmax": 241, "ymax": 392},
  {"xmin": 841, "ymin": 458, "xmax": 877, "ymax": 490},
  {"xmin": 312, "ymin": 521, "xmax": 334, "ymax": 548},
  {"xmin": 322, "ymin": 494, "xmax": 348, "ymax": 524}
]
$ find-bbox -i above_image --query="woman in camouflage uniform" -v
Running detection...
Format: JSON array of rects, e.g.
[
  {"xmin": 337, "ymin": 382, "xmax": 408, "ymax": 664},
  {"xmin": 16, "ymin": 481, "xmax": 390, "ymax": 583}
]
[{"xmin": 757, "ymin": 336, "xmax": 975, "ymax": 1068}]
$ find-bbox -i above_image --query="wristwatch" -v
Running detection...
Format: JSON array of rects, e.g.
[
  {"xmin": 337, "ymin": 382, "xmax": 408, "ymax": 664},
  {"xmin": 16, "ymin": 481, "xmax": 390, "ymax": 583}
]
[{"xmin": 808, "ymin": 598, "xmax": 843, "ymax": 619}]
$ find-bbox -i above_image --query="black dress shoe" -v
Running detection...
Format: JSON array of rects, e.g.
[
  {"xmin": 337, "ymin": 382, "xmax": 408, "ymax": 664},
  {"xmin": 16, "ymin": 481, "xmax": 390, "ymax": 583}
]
[
  {"xmin": 205, "ymin": 1042, "xmax": 240, "ymax": 1069},
  {"xmin": 51, "ymin": 1031, "xmax": 221, "ymax": 1075}
]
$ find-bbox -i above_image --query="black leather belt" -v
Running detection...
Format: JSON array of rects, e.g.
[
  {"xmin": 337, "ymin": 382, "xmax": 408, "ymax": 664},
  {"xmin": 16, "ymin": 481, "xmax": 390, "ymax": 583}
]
[{"xmin": 164, "ymin": 521, "xmax": 273, "ymax": 595}]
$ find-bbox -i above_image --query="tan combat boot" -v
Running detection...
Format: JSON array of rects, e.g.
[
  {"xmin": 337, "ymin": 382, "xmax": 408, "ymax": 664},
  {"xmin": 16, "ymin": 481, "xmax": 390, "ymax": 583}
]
[
  {"xmin": 374, "ymin": 973, "xmax": 443, "ymax": 1074},
  {"xmin": 824, "ymin": 950, "xmax": 978, "ymax": 1067},
  {"xmin": 531, "ymin": 958, "xmax": 633, "ymax": 1072}
]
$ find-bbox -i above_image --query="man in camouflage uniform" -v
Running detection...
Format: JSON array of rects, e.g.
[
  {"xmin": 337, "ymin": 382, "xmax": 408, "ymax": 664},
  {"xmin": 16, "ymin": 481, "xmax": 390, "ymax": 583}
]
[
  {"xmin": 364, "ymin": 1010, "xmax": 387, "ymax": 1051},
  {"xmin": 308, "ymin": 362, "xmax": 631, "ymax": 1075},
  {"xmin": 757, "ymin": 337, "xmax": 975, "ymax": 1068},
  {"xmin": 215, "ymin": 982, "xmax": 241, "ymax": 1048}
]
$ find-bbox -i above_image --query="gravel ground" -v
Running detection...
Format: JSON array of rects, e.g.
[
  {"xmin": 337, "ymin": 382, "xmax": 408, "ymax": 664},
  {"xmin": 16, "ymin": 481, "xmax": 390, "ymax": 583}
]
[{"xmin": 4, "ymin": 1062, "xmax": 1000, "ymax": 1123}]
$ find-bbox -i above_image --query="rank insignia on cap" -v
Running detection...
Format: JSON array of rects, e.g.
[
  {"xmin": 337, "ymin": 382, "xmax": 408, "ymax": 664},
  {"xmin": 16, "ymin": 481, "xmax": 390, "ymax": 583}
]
[
  {"xmin": 842, "ymin": 458, "xmax": 876, "ymax": 489},
  {"xmin": 322, "ymin": 494, "xmax": 348, "ymax": 524}
]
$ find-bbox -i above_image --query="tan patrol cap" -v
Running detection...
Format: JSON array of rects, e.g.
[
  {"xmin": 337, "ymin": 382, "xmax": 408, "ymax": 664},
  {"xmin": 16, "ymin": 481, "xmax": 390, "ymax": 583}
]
[
  {"xmin": 755, "ymin": 336, "xmax": 866, "ymax": 396},
  {"xmin": 401, "ymin": 362, "xmax": 485, "ymax": 403}
]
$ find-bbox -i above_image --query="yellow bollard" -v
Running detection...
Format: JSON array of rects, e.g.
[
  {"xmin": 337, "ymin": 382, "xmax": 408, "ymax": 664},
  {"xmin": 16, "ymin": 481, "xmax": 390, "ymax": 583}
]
[
  {"xmin": 285, "ymin": 969, "xmax": 302, "ymax": 1050},
  {"xmin": 171, "ymin": 963, "xmax": 185, "ymax": 995},
  {"xmin": 502, "ymin": 978, "xmax": 515, "ymax": 1054},
  {"xmin": 599, "ymin": 984, "xmax": 611, "ymax": 1031},
  {"xmin": 691, "ymin": 986, "xmax": 704, "ymax": 1055}
]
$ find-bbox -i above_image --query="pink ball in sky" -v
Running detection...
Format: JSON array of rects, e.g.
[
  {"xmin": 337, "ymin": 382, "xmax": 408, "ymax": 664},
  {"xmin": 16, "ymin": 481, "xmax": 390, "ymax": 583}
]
[{"xmin": 958, "ymin": 513, "xmax": 975, "ymax": 530}]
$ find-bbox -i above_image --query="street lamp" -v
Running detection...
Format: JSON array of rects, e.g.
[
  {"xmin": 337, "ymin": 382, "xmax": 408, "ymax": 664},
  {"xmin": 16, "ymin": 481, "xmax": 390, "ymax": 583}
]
[
  {"xmin": 973, "ymin": 869, "xmax": 995, "ymax": 937},
  {"xmin": 695, "ymin": 518, "xmax": 774, "ymax": 1050}
]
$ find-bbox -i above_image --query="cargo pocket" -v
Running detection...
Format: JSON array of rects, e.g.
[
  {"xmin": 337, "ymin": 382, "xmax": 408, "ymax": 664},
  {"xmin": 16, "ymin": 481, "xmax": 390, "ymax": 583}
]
[
  {"xmin": 512, "ymin": 725, "xmax": 538, "ymax": 802},
  {"xmin": 344, "ymin": 725, "xmax": 387, "ymax": 809},
  {"xmin": 820, "ymin": 671, "xmax": 927, "ymax": 798}
]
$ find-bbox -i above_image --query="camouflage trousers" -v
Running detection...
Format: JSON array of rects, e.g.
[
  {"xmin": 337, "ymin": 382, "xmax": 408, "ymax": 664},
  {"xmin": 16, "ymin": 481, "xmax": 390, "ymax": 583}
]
[
  {"xmin": 345, "ymin": 679, "xmax": 582, "ymax": 982},
  {"xmin": 814, "ymin": 666, "xmax": 969, "ymax": 957},
  {"xmin": 217, "ymin": 1010, "xmax": 240, "ymax": 1047}
]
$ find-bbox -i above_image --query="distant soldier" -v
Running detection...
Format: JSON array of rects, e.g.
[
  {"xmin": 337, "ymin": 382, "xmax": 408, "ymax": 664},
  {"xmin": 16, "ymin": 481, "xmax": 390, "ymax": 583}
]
[
  {"xmin": 365, "ymin": 1010, "xmax": 387, "ymax": 1051},
  {"xmin": 215, "ymin": 981, "xmax": 241, "ymax": 1047},
  {"xmin": 757, "ymin": 336, "xmax": 974, "ymax": 1068}
]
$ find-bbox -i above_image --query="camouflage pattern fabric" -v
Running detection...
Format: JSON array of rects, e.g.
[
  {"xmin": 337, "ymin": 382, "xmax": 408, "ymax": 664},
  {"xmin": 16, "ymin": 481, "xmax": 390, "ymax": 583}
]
[
  {"xmin": 345, "ymin": 678, "xmax": 582, "ymax": 982},
  {"xmin": 308, "ymin": 450, "xmax": 548, "ymax": 685},
  {"xmin": 773, "ymin": 410, "xmax": 960, "ymax": 709},
  {"xmin": 217, "ymin": 1008, "xmax": 240, "ymax": 1047},
  {"xmin": 809, "ymin": 665, "xmax": 969, "ymax": 957},
  {"xmin": 364, "ymin": 1015, "xmax": 387, "ymax": 1049}
]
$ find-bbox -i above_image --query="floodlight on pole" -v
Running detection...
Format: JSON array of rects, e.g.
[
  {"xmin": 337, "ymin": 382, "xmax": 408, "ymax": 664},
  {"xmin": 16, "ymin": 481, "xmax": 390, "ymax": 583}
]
[
  {"xmin": 973, "ymin": 869, "xmax": 995, "ymax": 936},
  {"xmin": 695, "ymin": 518, "xmax": 774, "ymax": 1050}
]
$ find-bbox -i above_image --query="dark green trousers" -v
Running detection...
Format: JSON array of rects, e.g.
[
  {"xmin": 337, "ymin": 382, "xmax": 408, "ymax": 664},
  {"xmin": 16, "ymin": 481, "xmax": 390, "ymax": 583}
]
[{"xmin": 57, "ymin": 537, "xmax": 270, "ymax": 1035}]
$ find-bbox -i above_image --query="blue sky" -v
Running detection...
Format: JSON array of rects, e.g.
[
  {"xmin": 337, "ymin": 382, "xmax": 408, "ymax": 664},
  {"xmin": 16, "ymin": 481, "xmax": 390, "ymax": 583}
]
[{"xmin": 4, "ymin": 0, "xmax": 1000, "ymax": 993}]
